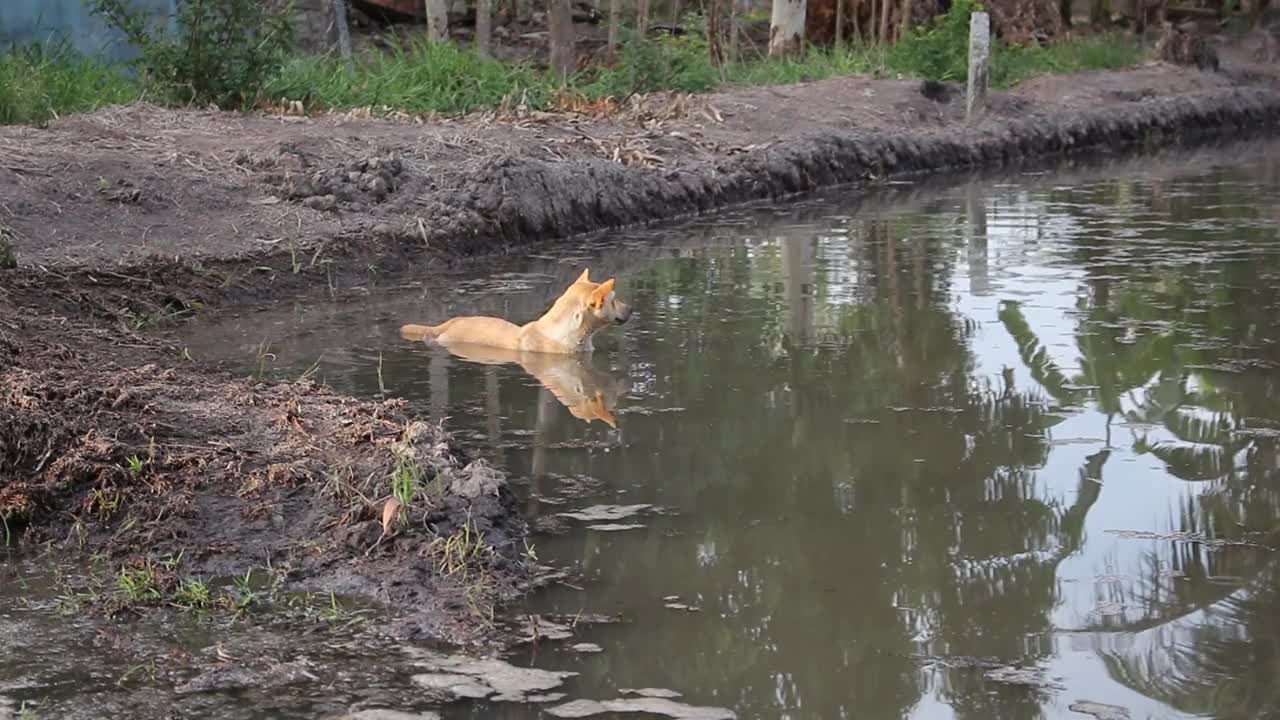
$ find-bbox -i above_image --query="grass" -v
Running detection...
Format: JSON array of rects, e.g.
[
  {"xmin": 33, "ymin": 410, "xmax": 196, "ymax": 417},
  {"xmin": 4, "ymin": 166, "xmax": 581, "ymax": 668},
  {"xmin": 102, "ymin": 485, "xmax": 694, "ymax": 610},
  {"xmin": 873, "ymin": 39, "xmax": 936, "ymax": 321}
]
[
  {"xmin": 115, "ymin": 560, "xmax": 164, "ymax": 603},
  {"xmin": 0, "ymin": 44, "xmax": 140, "ymax": 127},
  {"xmin": 266, "ymin": 36, "xmax": 552, "ymax": 114},
  {"xmin": 1, "ymin": 8, "xmax": 1145, "ymax": 127},
  {"xmin": 992, "ymin": 32, "xmax": 1145, "ymax": 87},
  {"xmin": 390, "ymin": 451, "xmax": 423, "ymax": 507}
]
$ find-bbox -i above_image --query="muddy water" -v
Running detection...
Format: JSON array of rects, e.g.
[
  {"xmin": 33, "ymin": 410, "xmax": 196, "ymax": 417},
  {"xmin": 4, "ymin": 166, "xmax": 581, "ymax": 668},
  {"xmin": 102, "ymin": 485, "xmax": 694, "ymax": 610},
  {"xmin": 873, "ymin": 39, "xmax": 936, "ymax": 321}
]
[{"xmin": 15, "ymin": 139, "xmax": 1280, "ymax": 719}]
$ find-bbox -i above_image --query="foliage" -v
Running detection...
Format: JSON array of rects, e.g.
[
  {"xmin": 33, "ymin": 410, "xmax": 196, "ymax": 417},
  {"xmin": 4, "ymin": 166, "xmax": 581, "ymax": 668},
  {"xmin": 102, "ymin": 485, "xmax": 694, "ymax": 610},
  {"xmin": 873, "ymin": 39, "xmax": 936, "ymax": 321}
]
[
  {"xmin": 267, "ymin": 37, "xmax": 549, "ymax": 115},
  {"xmin": 0, "ymin": 43, "xmax": 138, "ymax": 126},
  {"xmin": 886, "ymin": 0, "xmax": 981, "ymax": 82},
  {"xmin": 992, "ymin": 32, "xmax": 1144, "ymax": 86},
  {"xmin": 580, "ymin": 30, "xmax": 721, "ymax": 97},
  {"xmin": 728, "ymin": 44, "xmax": 887, "ymax": 85},
  {"xmin": 1, "ymin": 1, "xmax": 1143, "ymax": 125},
  {"xmin": 884, "ymin": 0, "xmax": 1144, "ymax": 85},
  {"xmin": 87, "ymin": 0, "xmax": 296, "ymax": 108}
]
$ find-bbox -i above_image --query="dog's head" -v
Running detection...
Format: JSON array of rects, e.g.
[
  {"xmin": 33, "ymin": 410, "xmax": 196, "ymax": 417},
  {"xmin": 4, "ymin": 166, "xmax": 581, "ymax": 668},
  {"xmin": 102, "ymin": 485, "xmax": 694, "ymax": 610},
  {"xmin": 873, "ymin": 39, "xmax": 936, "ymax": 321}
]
[{"xmin": 568, "ymin": 268, "xmax": 633, "ymax": 330}]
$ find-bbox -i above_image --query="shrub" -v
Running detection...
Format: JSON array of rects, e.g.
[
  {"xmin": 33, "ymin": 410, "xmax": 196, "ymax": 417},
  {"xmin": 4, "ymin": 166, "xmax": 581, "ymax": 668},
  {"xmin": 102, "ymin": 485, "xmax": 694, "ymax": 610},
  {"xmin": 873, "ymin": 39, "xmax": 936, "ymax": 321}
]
[
  {"xmin": 581, "ymin": 30, "xmax": 721, "ymax": 98},
  {"xmin": 886, "ymin": 0, "xmax": 978, "ymax": 82},
  {"xmin": 87, "ymin": 0, "xmax": 296, "ymax": 108}
]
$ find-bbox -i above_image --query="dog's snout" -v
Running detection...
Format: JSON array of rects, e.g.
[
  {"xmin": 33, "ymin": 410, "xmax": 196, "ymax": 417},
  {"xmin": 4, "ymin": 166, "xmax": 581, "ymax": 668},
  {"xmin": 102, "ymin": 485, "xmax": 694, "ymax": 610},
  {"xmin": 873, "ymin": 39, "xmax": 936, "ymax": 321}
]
[{"xmin": 616, "ymin": 304, "xmax": 634, "ymax": 324}]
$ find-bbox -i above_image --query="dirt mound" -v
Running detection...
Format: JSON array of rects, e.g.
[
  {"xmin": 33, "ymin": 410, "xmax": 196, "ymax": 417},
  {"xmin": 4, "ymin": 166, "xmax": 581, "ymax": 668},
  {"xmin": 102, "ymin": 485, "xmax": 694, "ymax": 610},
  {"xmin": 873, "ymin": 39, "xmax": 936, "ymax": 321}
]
[{"xmin": 0, "ymin": 290, "xmax": 533, "ymax": 645}]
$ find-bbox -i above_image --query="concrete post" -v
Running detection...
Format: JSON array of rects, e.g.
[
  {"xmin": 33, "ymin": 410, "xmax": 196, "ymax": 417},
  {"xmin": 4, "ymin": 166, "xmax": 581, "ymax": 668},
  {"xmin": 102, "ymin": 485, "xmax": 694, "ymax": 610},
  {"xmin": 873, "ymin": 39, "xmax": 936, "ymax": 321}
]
[{"xmin": 966, "ymin": 11, "xmax": 990, "ymax": 122}]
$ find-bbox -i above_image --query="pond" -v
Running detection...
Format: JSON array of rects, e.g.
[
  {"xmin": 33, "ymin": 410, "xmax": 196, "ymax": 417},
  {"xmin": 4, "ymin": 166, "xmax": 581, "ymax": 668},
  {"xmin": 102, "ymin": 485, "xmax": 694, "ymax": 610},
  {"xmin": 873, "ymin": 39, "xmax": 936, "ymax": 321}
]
[{"xmin": 11, "ymin": 138, "xmax": 1280, "ymax": 719}]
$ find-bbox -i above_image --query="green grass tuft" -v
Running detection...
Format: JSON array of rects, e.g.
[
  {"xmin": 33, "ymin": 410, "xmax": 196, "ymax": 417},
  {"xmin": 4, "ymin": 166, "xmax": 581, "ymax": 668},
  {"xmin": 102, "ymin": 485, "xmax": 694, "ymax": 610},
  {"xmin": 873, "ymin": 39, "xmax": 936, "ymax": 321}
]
[{"xmin": 0, "ymin": 44, "xmax": 139, "ymax": 127}]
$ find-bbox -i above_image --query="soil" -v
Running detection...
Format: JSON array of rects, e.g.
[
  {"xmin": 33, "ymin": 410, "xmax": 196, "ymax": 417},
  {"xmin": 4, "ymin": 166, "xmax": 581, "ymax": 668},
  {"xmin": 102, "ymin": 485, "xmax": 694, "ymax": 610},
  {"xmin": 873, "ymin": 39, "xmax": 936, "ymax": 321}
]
[{"xmin": 3, "ymin": 21, "xmax": 1280, "ymax": 647}]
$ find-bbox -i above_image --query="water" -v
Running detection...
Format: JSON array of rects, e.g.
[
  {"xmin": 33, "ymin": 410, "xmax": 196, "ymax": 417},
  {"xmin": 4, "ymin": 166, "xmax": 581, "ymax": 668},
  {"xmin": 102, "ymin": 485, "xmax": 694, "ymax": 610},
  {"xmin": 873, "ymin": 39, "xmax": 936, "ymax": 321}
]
[{"xmin": 17, "ymin": 139, "xmax": 1280, "ymax": 719}]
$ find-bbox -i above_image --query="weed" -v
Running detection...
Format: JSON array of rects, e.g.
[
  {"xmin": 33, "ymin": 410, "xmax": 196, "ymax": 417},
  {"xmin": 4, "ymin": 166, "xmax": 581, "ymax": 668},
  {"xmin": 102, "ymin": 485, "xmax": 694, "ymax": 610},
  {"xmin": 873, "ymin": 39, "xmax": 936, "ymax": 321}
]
[
  {"xmin": 390, "ymin": 451, "xmax": 423, "ymax": 507},
  {"xmin": 18, "ymin": 700, "xmax": 39, "ymax": 720},
  {"xmin": 297, "ymin": 355, "xmax": 324, "ymax": 383},
  {"xmin": 116, "ymin": 658, "xmax": 158, "ymax": 687},
  {"xmin": 173, "ymin": 577, "xmax": 212, "ymax": 610},
  {"xmin": 285, "ymin": 590, "xmax": 372, "ymax": 629},
  {"xmin": 428, "ymin": 511, "xmax": 494, "ymax": 580},
  {"xmin": 125, "ymin": 455, "xmax": 145, "ymax": 475},
  {"xmin": 88, "ymin": 487, "xmax": 123, "ymax": 522},
  {"xmin": 115, "ymin": 560, "xmax": 163, "ymax": 603},
  {"xmin": 88, "ymin": 0, "xmax": 296, "ymax": 108},
  {"xmin": 222, "ymin": 567, "xmax": 281, "ymax": 618},
  {"xmin": 254, "ymin": 339, "xmax": 276, "ymax": 378},
  {"xmin": 128, "ymin": 302, "xmax": 194, "ymax": 331}
]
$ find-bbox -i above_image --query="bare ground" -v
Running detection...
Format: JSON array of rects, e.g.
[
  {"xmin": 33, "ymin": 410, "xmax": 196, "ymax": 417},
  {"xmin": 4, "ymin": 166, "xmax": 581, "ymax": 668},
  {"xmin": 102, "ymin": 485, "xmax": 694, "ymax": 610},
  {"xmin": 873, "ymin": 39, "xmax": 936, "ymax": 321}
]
[{"xmin": 2, "ymin": 26, "xmax": 1280, "ymax": 646}]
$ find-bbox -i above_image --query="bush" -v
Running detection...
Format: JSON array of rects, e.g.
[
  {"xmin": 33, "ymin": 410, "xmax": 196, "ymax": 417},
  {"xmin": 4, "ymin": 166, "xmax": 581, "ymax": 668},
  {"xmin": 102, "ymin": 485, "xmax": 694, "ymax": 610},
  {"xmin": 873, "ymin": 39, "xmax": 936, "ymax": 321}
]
[
  {"xmin": 581, "ymin": 30, "xmax": 721, "ymax": 98},
  {"xmin": 0, "ymin": 44, "xmax": 138, "ymax": 126},
  {"xmin": 87, "ymin": 0, "xmax": 296, "ymax": 108},
  {"xmin": 886, "ymin": 0, "xmax": 978, "ymax": 82}
]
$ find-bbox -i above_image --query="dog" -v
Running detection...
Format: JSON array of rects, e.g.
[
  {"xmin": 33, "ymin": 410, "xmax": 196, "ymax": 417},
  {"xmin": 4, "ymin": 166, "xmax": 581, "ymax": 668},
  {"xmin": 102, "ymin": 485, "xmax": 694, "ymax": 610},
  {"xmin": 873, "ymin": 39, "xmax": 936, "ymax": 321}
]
[
  {"xmin": 426, "ymin": 341, "xmax": 622, "ymax": 427},
  {"xmin": 399, "ymin": 268, "xmax": 632, "ymax": 355}
]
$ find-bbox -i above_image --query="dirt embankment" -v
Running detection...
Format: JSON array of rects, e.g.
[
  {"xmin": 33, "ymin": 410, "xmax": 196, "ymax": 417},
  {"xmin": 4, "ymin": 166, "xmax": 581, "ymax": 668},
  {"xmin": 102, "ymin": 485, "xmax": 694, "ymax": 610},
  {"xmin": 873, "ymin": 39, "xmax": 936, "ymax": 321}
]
[{"xmin": 2, "ymin": 28, "xmax": 1280, "ymax": 645}]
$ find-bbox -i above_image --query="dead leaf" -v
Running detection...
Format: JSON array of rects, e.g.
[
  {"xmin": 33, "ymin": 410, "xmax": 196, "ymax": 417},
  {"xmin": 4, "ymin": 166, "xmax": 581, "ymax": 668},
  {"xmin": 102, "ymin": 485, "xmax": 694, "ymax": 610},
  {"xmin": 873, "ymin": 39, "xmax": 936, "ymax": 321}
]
[{"xmin": 382, "ymin": 496, "xmax": 402, "ymax": 533}]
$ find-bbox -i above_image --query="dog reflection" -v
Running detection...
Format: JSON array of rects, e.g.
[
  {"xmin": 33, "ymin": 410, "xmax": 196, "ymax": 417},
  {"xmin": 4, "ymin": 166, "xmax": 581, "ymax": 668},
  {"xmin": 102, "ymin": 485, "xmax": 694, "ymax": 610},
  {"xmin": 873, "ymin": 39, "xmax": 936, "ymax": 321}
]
[{"xmin": 407, "ymin": 339, "xmax": 622, "ymax": 428}]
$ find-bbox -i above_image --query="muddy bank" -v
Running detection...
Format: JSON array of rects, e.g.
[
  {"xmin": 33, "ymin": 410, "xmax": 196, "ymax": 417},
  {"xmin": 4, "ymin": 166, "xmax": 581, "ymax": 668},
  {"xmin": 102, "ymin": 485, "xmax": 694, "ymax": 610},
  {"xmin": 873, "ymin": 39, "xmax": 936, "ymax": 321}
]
[{"xmin": 0, "ymin": 292, "xmax": 541, "ymax": 646}]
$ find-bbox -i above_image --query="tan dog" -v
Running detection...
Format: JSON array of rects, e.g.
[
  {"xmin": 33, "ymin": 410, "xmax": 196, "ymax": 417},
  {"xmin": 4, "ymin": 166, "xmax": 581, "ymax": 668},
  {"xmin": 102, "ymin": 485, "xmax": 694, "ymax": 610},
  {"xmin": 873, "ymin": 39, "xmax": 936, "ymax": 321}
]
[
  {"xmin": 400, "ymin": 269, "xmax": 632, "ymax": 355},
  {"xmin": 428, "ymin": 341, "xmax": 622, "ymax": 427}
]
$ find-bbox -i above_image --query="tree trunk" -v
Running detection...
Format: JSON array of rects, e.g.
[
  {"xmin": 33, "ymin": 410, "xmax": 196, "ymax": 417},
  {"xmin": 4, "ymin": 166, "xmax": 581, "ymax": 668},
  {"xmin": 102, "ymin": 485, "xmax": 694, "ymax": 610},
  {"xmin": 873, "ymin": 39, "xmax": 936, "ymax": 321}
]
[
  {"xmin": 638, "ymin": 0, "xmax": 651, "ymax": 36},
  {"xmin": 899, "ymin": 0, "xmax": 912, "ymax": 38},
  {"xmin": 476, "ymin": 0, "xmax": 492, "ymax": 54},
  {"xmin": 835, "ymin": 0, "xmax": 845, "ymax": 44},
  {"xmin": 878, "ymin": 0, "xmax": 890, "ymax": 43},
  {"xmin": 331, "ymin": 0, "xmax": 354, "ymax": 68},
  {"xmin": 426, "ymin": 0, "xmax": 449, "ymax": 40},
  {"xmin": 548, "ymin": 0, "xmax": 576, "ymax": 78},
  {"xmin": 708, "ymin": 0, "xmax": 726, "ymax": 65},
  {"xmin": 608, "ymin": 0, "xmax": 620, "ymax": 53},
  {"xmin": 768, "ymin": 0, "xmax": 806, "ymax": 56},
  {"xmin": 1088, "ymin": 0, "xmax": 1109, "ymax": 25},
  {"xmin": 728, "ymin": 0, "xmax": 739, "ymax": 60},
  {"xmin": 1059, "ymin": 0, "xmax": 1073, "ymax": 27}
]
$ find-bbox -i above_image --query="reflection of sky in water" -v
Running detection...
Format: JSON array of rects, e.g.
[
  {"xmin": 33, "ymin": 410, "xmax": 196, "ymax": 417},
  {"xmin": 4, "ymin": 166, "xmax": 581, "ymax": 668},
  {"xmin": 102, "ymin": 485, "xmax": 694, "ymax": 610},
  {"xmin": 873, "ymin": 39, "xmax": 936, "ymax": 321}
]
[{"xmin": 710, "ymin": 165, "xmax": 1279, "ymax": 718}]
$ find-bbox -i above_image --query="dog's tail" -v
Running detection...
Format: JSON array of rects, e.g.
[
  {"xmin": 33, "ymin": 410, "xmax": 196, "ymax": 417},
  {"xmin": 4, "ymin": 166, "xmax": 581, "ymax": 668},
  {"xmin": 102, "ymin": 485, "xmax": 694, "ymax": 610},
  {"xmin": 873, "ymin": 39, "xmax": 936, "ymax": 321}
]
[{"xmin": 400, "ymin": 319, "xmax": 454, "ymax": 342}]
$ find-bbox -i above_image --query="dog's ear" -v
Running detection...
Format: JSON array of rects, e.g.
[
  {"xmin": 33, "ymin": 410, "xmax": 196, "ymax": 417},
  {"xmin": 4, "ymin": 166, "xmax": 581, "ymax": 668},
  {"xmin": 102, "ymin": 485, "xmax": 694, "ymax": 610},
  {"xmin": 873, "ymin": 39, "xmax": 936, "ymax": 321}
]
[
  {"xmin": 590, "ymin": 278, "xmax": 615, "ymax": 308},
  {"xmin": 577, "ymin": 268, "xmax": 591, "ymax": 283},
  {"xmin": 593, "ymin": 391, "xmax": 617, "ymax": 428}
]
